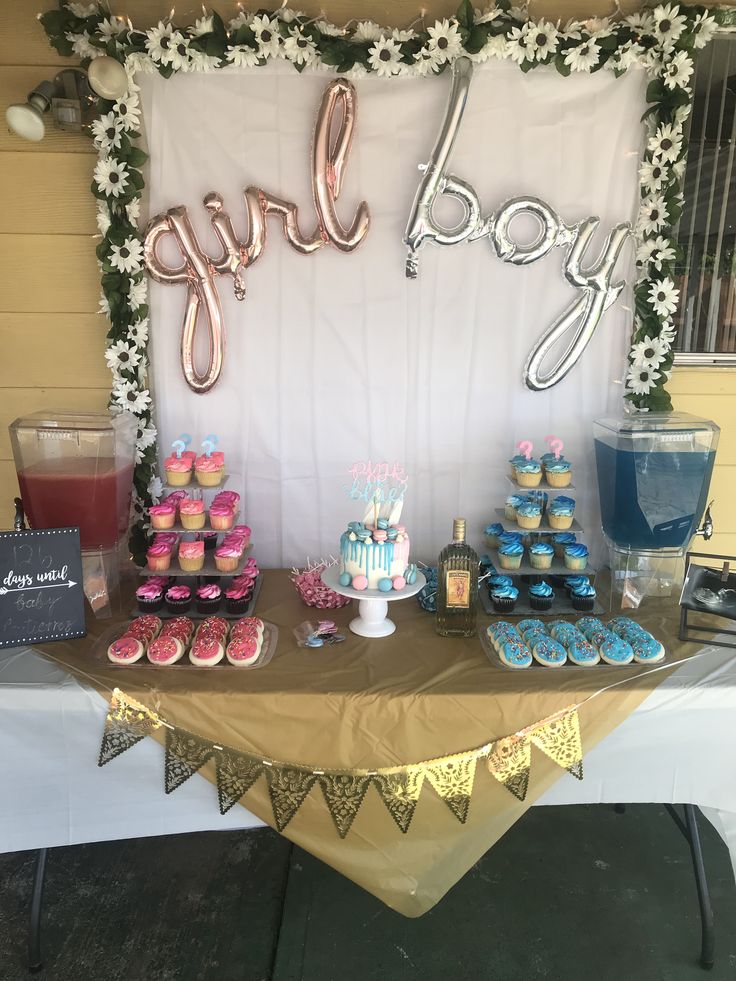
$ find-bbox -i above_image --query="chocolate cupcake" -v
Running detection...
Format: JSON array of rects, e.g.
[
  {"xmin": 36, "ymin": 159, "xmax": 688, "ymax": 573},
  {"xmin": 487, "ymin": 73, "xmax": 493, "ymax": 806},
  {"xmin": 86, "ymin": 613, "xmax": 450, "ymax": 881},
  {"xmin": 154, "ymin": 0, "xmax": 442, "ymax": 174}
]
[
  {"xmin": 529, "ymin": 580, "xmax": 554, "ymax": 612},
  {"xmin": 197, "ymin": 583, "xmax": 222, "ymax": 615},
  {"xmin": 136, "ymin": 579, "xmax": 164, "ymax": 613},
  {"xmin": 571, "ymin": 583, "xmax": 596, "ymax": 612},
  {"xmin": 225, "ymin": 578, "xmax": 254, "ymax": 615},
  {"xmin": 165, "ymin": 584, "xmax": 192, "ymax": 614},
  {"xmin": 490, "ymin": 584, "xmax": 519, "ymax": 614}
]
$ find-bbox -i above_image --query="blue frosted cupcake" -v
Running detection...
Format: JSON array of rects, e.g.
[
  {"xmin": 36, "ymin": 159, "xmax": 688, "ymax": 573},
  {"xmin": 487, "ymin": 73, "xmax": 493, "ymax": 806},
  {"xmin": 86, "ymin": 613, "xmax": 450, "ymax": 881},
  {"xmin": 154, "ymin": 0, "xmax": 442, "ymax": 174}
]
[
  {"xmin": 529, "ymin": 580, "xmax": 555, "ymax": 612},
  {"xmin": 491, "ymin": 583, "xmax": 519, "ymax": 614},
  {"xmin": 516, "ymin": 501, "xmax": 542, "ymax": 529},
  {"xmin": 505, "ymin": 494, "xmax": 526, "ymax": 520},
  {"xmin": 499, "ymin": 531, "xmax": 522, "ymax": 547},
  {"xmin": 552, "ymin": 532, "xmax": 577, "ymax": 558},
  {"xmin": 545, "ymin": 458, "xmax": 573, "ymax": 487},
  {"xmin": 498, "ymin": 541, "xmax": 524, "ymax": 571},
  {"xmin": 489, "ymin": 574, "xmax": 514, "ymax": 591},
  {"xmin": 571, "ymin": 582, "xmax": 596, "ymax": 612},
  {"xmin": 515, "ymin": 459, "xmax": 543, "ymax": 488},
  {"xmin": 549, "ymin": 496, "xmax": 576, "ymax": 530},
  {"xmin": 529, "ymin": 541, "xmax": 555, "ymax": 570},
  {"xmin": 564, "ymin": 543, "xmax": 589, "ymax": 571},
  {"xmin": 484, "ymin": 522, "xmax": 505, "ymax": 548},
  {"xmin": 564, "ymin": 575, "xmax": 590, "ymax": 595}
]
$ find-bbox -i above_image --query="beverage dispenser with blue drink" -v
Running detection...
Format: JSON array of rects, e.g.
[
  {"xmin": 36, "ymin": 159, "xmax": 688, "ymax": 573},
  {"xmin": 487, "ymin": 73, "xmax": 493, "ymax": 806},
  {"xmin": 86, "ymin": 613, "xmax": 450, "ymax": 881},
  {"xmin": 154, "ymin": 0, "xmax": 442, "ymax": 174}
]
[{"xmin": 593, "ymin": 412, "xmax": 719, "ymax": 608}]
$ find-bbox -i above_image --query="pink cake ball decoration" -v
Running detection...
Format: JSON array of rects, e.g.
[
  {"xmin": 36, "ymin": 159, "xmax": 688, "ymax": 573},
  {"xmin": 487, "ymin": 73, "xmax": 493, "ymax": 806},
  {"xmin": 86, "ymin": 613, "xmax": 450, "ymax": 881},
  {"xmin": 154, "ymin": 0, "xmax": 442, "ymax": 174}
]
[
  {"xmin": 392, "ymin": 576, "xmax": 406, "ymax": 590},
  {"xmin": 352, "ymin": 575, "xmax": 368, "ymax": 591}
]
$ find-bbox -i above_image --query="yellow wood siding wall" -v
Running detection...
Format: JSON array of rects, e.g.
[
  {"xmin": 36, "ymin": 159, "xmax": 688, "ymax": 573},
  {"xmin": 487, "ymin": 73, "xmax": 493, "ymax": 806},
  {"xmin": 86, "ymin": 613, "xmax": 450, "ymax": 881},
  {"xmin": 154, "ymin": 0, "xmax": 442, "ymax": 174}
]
[{"xmin": 1, "ymin": 1, "xmax": 734, "ymax": 554}]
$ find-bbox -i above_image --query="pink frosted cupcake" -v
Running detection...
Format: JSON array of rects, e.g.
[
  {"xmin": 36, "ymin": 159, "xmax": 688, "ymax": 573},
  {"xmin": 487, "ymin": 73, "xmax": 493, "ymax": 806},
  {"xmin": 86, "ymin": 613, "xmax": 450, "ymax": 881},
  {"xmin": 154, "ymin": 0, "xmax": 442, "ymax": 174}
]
[
  {"xmin": 162, "ymin": 490, "xmax": 188, "ymax": 506},
  {"xmin": 195, "ymin": 456, "xmax": 222, "ymax": 487},
  {"xmin": 153, "ymin": 531, "xmax": 178, "ymax": 548},
  {"xmin": 179, "ymin": 540, "xmax": 205, "ymax": 573},
  {"xmin": 149, "ymin": 502, "xmax": 176, "ymax": 530},
  {"xmin": 147, "ymin": 542, "xmax": 172, "ymax": 572},
  {"xmin": 165, "ymin": 454, "xmax": 193, "ymax": 487},
  {"xmin": 231, "ymin": 524, "xmax": 251, "ymax": 545},
  {"xmin": 180, "ymin": 498, "xmax": 205, "ymax": 530},
  {"xmin": 213, "ymin": 490, "xmax": 239, "ymax": 509},
  {"xmin": 214, "ymin": 544, "xmax": 240, "ymax": 573},
  {"xmin": 209, "ymin": 503, "xmax": 234, "ymax": 531}
]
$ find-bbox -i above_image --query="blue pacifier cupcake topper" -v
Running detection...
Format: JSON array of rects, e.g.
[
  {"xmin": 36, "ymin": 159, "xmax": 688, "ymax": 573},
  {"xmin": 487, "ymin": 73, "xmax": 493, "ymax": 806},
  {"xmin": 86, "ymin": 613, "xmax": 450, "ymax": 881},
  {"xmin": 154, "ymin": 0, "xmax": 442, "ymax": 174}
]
[
  {"xmin": 171, "ymin": 432, "xmax": 191, "ymax": 458},
  {"xmin": 201, "ymin": 433, "xmax": 219, "ymax": 457}
]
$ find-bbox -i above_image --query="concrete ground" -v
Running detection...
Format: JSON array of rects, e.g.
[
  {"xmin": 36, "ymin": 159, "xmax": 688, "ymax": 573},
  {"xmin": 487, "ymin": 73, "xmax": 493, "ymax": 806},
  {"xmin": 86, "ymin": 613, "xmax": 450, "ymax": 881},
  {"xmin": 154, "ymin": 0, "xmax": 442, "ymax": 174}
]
[{"xmin": 1, "ymin": 804, "xmax": 734, "ymax": 981}]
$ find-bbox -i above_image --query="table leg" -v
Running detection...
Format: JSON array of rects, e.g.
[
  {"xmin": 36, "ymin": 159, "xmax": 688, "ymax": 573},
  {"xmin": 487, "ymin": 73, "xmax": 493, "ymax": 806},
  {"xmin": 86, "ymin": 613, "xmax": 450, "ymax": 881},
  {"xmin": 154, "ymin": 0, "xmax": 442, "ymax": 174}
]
[
  {"xmin": 665, "ymin": 804, "xmax": 715, "ymax": 971},
  {"xmin": 29, "ymin": 847, "xmax": 48, "ymax": 973}
]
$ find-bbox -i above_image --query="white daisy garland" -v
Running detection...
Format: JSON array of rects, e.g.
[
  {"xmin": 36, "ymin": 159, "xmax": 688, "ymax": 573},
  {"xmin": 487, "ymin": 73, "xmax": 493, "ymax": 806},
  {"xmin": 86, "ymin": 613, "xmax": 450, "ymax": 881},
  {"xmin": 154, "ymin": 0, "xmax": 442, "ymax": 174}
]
[{"xmin": 38, "ymin": 1, "xmax": 730, "ymax": 554}]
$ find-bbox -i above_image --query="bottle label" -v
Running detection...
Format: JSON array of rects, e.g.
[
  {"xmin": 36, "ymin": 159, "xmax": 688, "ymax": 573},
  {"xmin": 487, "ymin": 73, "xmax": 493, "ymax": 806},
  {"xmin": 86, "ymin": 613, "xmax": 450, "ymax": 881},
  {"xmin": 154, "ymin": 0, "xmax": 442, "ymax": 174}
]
[{"xmin": 445, "ymin": 570, "xmax": 470, "ymax": 608}]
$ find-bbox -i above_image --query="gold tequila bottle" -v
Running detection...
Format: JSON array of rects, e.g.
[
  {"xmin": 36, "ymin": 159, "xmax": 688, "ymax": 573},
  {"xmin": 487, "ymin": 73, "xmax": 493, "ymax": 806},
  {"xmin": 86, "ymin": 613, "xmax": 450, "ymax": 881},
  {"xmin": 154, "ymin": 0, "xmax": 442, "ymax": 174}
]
[{"xmin": 436, "ymin": 518, "xmax": 479, "ymax": 637}]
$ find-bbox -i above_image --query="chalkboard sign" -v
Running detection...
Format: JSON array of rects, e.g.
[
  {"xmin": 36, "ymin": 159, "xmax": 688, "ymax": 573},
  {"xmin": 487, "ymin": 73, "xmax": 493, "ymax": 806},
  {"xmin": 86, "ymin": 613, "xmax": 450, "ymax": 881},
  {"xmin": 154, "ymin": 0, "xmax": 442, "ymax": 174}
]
[{"xmin": 0, "ymin": 527, "xmax": 86, "ymax": 649}]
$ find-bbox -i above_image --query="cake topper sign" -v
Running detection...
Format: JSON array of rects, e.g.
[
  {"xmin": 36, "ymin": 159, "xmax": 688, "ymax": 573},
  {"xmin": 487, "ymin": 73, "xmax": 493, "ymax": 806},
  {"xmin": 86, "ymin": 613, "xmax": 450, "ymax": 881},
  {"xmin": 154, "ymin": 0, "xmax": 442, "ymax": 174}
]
[{"xmin": 346, "ymin": 460, "xmax": 408, "ymax": 527}]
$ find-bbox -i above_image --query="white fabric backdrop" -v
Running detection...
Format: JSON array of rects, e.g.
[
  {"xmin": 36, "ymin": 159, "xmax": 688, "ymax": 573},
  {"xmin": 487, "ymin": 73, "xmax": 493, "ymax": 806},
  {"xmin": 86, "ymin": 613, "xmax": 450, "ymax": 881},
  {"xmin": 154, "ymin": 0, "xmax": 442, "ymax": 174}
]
[{"xmin": 138, "ymin": 62, "xmax": 646, "ymax": 568}]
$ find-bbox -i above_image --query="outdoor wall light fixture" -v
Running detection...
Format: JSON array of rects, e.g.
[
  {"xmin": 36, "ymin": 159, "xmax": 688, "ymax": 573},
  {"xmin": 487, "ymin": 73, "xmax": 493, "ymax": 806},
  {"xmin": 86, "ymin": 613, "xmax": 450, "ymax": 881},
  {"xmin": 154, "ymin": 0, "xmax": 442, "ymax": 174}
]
[{"xmin": 5, "ymin": 57, "xmax": 127, "ymax": 142}]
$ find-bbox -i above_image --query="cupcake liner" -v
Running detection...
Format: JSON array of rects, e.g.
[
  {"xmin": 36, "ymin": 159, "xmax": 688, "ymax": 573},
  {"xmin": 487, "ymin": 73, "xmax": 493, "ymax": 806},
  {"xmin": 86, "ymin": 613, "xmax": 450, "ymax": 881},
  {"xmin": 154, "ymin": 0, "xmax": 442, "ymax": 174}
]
[
  {"xmin": 492, "ymin": 596, "xmax": 517, "ymax": 614},
  {"xmin": 546, "ymin": 471, "xmax": 572, "ymax": 487},
  {"xmin": 498, "ymin": 555, "xmax": 523, "ymax": 570},
  {"xmin": 485, "ymin": 535, "xmax": 501, "ymax": 549},
  {"xmin": 179, "ymin": 557, "xmax": 204, "ymax": 573},
  {"xmin": 196, "ymin": 471, "xmax": 222, "ymax": 487},
  {"xmin": 516, "ymin": 472, "xmax": 542, "ymax": 487},
  {"xmin": 572, "ymin": 595, "xmax": 595, "ymax": 612},
  {"xmin": 150, "ymin": 515, "xmax": 175, "ymax": 530},
  {"xmin": 147, "ymin": 556, "xmax": 171, "ymax": 572},
  {"xmin": 564, "ymin": 557, "xmax": 588, "ymax": 571},
  {"xmin": 165, "ymin": 470, "xmax": 191, "ymax": 487},
  {"xmin": 530, "ymin": 595, "xmax": 554, "ymax": 611},
  {"xmin": 517, "ymin": 515, "xmax": 541, "ymax": 530},
  {"xmin": 226, "ymin": 596, "xmax": 250, "ymax": 615},
  {"xmin": 215, "ymin": 556, "xmax": 239, "ymax": 573},
  {"xmin": 181, "ymin": 513, "xmax": 206, "ymax": 530},
  {"xmin": 166, "ymin": 597, "xmax": 192, "ymax": 614},
  {"xmin": 137, "ymin": 596, "xmax": 163, "ymax": 613},
  {"xmin": 548, "ymin": 514, "xmax": 573, "ymax": 530},
  {"xmin": 210, "ymin": 515, "xmax": 234, "ymax": 531},
  {"xmin": 529, "ymin": 554, "xmax": 553, "ymax": 570},
  {"xmin": 197, "ymin": 597, "xmax": 221, "ymax": 615}
]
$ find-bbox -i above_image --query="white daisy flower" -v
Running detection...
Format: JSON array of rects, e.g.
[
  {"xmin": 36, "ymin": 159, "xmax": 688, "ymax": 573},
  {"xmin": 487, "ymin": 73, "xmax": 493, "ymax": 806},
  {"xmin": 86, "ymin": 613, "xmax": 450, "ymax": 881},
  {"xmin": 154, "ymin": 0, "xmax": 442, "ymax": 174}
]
[
  {"xmin": 283, "ymin": 29, "xmax": 316, "ymax": 65},
  {"xmin": 110, "ymin": 237, "xmax": 144, "ymax": 273},
  {"xmin": 188, "ymin": 48, "xmax": 222, "ymax": 71},
  {"xmin": 639, "ymin": 159, "xmax": 668, "ymax": 192},
  {"xmin": 280, "ymin": 8, "xmax": 304, "ymax": 24},
  {"xmin": 354, "ymin": 21, "xmax": 383, "ymax": 42},
  {"xmin": 91, "ymin": 112, "xmax": 123, "ymax": 152},
  {"xmin": 528, "ymin": 20, "xmax": 558, "ymax": 60},
  {"xmin": 413, "ymin": 47, "xmax": 442, "ymax": 75},
  {"xmin": 691, "ymin": 12, "xmax": 717, "ymax": 50},
  {"xmin": 191, "ymin": 15, "xmax": 214, "ymax": 36},
  {"xmin": 506, "ymin": 25, "xmax": 533, "ymax": 65},
  {"xmin": 129, "ymin": 320, "xmax": 149, "ymax": 350},
  {"xmin": 251, "ymin": 14, "xmax": 281, "ymax": 58},
  {"xmin": 105, "ymin": 340, "xmax": 142, "ymax": 372},
  {"xmin": 148, "ymin": 475, "xmax": 164, "ymax": 502},
  {"xmin": 164, "ymin": 31, "xmax": 191, "ymax": 70},
  {"xmin": 427, "ymin": 18, "xmax": 463, "ymax": 62},
  {"xmin": 345, "ymin": 62, "xmax": 369, "ymax": 81},
  {"xmin": 128, "ymin": 283, "xmax": 148, "ymax": 314},
  {"xmin": 126, "ymin": 198, "xmax": 141, "ymax": 223},
  {"xmin": 96, "ymin": 205, "xmax": 111, "ymax": 236},
  {"xmin": 627, "ymin": 364, "xmax": 661, "ymax": 395},
  {"xmin": 648, "ymin": 122, "xmax": 682, "ymax": 164},
  {"xmin": 66, "ymin": 31, "xmax": 101, "ymax": 60},
  {"xmin": 659, "ymin": 320, "xmax": 678, "ymax": 344},
  {"xmin": 368, "ymin": 37, "xmax": 403, "ymax": 77},
  {"xmin": 614, "ymin": 40, "xmax": 645, "ymax": 72},
  {"xmin": 317, "ymin": 20, "xmax": 344, "ymax": 37},
  {"xmin": 114, "ymin": 92, "xmax": 141, "ymax": 131},
  {"xmin": 638, "ymin": 195, "xmax": 669, "ymax": 235},
  {"xmin": 652, "ymin": 3, "xmax": 687, "ymax": 50},
  {"xmin": 474, "ymin": 7, "xmax": 501, "ymax": 24},
  {"xmin": 113, "ymin": 380, "xmax": 152, "ymax": 415},
  {"xmin": 99, "ymin": 16, "xmax": 126, "ymax": 39},
  {"xmin": 650, "ymin": 240, "xmax": 677, "ymax": 273},
  {"xmin": 672, "ymin": 158, "xmax": 687, "ymax": 182},
  {"xmin": 471, "ymin": 34, "xmax": 509, "ymax": 62},
  {"xmin": 69, "ymin": 2, "xmax": 99, "ymax": 16},
  {"xmin": 146, "ymin": 21, "xmax": 175, "ymax": 63},
  {"xmin": 631, "ymin": 334, "xmax": 670, "ymax": 368},
  {"xmin": 391, "ymin": 28, "xmax": 415, "ymax": 42},
  {"xmin": 648, "ymin": 276, "xmax": 680, "ymax": 317},
  {"xmin": 228, "ymin": 10, "xmax": 251, "ymax": 31},
  {"xmin": 98, "ymin": 293, "xmax": 111, "ymax": 317},
  {"xmin": 564, "ymin": 38, "xmax": 601, "ymax": 72},
  {"xmin": 94, "ymin": 157, "xmax": 129, "ymax": 198},
  {"xmin": 226, "ymin": 44, "xmax": 260, "ymax": 68},
  {"xmin": 663, "ymin": 51, "xmax": 694, "ymax": 90},
  {"xmin": 625, "ymin": 11, "xmax": 654, "ymax": 34},
  {"xmin": 584, "ymin": 16, "xmax": 612, "ymax": 35}
]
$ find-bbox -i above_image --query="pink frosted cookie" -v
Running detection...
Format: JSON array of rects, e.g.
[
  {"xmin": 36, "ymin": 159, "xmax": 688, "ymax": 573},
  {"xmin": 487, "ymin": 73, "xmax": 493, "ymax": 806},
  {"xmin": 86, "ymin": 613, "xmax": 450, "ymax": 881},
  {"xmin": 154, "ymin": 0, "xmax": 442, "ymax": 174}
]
[
  {"xmin": 162, "ymin": 616, "xmax": 193, "ymax": 642},
  {"xmin": 231, "ymin": 617, "xmax": 264, "ymax": 641},
  {"xmin": 226, "ymin": 635, "xmax": 262, "ymax": 666},
  {"xmin": 108, "ymin": 635, "xmax": 145, "ymax": 664},
  {"xmin": 147, "ymin": 635, "xmax": 184, "ymax": 665},
  {"xmin": 189, "ymin": 636, "xmax": 224, "ymax": 666},
  {"xmin": 128, "ymin": 615, "xmax": 162, "ymax": 642}
]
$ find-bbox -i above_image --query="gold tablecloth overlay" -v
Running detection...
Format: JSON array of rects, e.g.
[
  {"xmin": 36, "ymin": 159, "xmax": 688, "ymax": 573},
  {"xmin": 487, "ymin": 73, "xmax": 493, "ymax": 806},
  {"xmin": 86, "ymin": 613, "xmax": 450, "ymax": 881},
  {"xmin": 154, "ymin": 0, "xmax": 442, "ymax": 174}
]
[{"xmin": 35, "ymin": 570, "xmax": 711, "ymax": 917}]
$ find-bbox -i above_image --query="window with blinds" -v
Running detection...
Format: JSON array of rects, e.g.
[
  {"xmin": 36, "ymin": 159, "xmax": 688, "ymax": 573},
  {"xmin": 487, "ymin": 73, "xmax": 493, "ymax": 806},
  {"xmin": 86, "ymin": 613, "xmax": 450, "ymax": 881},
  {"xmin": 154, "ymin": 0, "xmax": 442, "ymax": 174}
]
[{"xmin": 675, "ymin": 34, "xmax": 736, "ymax": 363}]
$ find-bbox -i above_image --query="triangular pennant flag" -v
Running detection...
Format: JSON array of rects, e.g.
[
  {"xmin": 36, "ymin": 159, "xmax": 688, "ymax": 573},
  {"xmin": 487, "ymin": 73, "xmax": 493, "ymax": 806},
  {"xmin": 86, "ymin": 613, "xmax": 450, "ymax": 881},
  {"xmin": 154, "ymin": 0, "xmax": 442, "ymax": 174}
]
[
  {"xmin": 486, "ymin": 735, "xmax": 531, "ymax": 802},
  {"xmin": 530, "ymin": 708, "xmax": 584, "ymax": 780},
  {"xmin": 372, "ymin": 768, "xmax": 426, "ymax": 833},
  {"xmin": 214, "ymin": 749, "xmax": 265, "ymax": 814},
  {"xmin": 164, "ymin": 727, "xmax": 215, "ymax": 794},
  {"xmin": 266, "ymin": 766, "xmax": 317, "ymax": 831},
  {"xmin": 318, "ymin": 773, "xmax": 373, "ymax": 838},
  {"xmin": 425, "ymin": 752, "xmax": 477, "ymax": 824},
  {"xmin": 98, "ymin": 690, "xmax": 160, "ymax": 767}
]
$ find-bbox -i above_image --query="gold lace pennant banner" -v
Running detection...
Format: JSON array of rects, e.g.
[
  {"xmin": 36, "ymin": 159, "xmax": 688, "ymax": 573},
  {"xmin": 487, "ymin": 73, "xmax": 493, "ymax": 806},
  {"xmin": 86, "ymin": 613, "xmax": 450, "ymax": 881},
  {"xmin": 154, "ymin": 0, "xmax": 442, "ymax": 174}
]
[
  {"xmin": 266, "ymin": 766, "xmax": 318, "ymax": 832},
  {"xmin": 214, "ymin": 748, "xmax": 265, "ymax": 815},
  {"xmin": 372, "ymin": 768, "xmax": 426, "ymax": 833},
  {"xmin": 98, "ymin": 689, "xmax": 161, "ymax": 767},
  {"xmin": 530, "ymin": 707, "xmax": 583, "ymax": 780},
  {"xmin": 164, "ymin": 727, "xmax": 216, "ymax": 794},
  {"xmin": 318, "ymin": 774, "xmax": 373, "ymax": 838},
  {"xmin": 425, "ymin": 752, "xmax": 477, "ymax": 824},
  {"xmin": 486, "ymin": 735, "xmax": 532, "ymax": 802}
]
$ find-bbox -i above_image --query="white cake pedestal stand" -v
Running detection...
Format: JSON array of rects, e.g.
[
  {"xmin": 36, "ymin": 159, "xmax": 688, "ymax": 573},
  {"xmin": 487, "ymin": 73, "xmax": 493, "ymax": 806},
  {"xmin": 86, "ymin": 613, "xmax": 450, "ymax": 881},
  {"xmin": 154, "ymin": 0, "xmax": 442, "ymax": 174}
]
[{"xmin": 321, "ymin": 566, "xmax": 426, "ymax": 639}]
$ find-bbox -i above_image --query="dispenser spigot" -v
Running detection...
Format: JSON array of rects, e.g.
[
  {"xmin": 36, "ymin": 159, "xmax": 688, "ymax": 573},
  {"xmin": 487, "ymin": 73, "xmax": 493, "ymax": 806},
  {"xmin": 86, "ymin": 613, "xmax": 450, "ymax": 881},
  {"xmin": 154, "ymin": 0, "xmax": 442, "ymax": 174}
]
[{"xmin": 695, "ymin": 501, "xmax": 714, "ymax": 541}]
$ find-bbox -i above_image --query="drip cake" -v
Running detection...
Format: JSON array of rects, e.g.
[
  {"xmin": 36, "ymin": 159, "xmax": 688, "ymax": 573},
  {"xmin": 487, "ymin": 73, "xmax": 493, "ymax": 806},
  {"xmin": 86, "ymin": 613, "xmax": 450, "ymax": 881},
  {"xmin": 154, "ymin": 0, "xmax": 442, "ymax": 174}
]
[{"xmin": 338, "ymin": 481, "xmax": 416, "ymax": 591}]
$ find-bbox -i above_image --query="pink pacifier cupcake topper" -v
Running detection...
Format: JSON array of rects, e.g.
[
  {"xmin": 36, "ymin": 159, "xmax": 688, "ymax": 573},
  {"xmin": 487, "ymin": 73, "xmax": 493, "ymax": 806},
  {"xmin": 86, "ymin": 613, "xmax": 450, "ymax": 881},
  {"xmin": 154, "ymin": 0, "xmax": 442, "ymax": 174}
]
[
  {"xmin": 545, "ymin": 434, "xmax": 564, "ymax": 460},
  {"xmin": 516, "ymin": 440, "xmax": 533, "ymax": 461},
  {"xmin": 201, "ymin": 433, "xmax": 218, "ymax": 458}
]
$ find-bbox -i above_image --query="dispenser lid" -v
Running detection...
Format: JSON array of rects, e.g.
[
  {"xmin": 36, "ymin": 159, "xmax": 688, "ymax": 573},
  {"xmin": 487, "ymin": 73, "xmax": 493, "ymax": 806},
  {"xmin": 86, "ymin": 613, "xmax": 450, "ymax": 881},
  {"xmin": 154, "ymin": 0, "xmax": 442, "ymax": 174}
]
[
  {"xmin": 10, "ymin": 409, "xmax": 137, "ymax": 435},
  {"xmin": 595, "ymin": 411, "xmax": 720, "ymax": 437}
]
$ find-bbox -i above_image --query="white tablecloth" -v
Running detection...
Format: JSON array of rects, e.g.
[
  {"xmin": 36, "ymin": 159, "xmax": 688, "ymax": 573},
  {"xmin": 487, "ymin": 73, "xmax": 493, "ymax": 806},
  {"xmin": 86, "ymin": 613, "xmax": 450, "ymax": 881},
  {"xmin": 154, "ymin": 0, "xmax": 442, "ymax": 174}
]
[{"xmin": 2, "ymin": 644, "xmax": 735, "ymax": 883}]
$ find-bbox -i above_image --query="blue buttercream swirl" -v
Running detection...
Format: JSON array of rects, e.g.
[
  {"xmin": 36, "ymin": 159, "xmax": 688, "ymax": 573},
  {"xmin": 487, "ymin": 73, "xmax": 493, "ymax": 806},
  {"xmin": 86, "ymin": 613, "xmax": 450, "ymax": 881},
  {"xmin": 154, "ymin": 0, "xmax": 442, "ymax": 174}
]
[
  {"xmin": 515, "ymin": 460, "xmax": 541, "ymax": 474},
  {"xmin": 549, "ymin": 496, "xmax": 576, "ymax": 516},
  {"xmin": 565, "ymin": 544, "xmax": 589, "ymax": 559},
  {"xmin": 529, "ymin": 581, "xmax": 554, "ymax": 598},
  {"xmin": 499, "ymin": 541, "xmax": 524, "ymax": 556},
  {"xmin": 529, "ymin": 541, "xmax": 554, "ymax": 555},
  {"xmin": 517, "ymin": 502, "xmax": 541, "ymax": 518},
  {"xmin": 506, "ymin": 494, "xmax": 526, "ymax": 509},
  {"xmin": 489, "ymin": 574, "xmax": 514, "ymax": 589},
  {"xmin": 565, "ymin": 575, "xmax": 590, "ymax": 591},
  {"xmin": 491, "ymin": 585, "xmax": 519, "ymax": 601},
  {"xmin": 484, "ymin": 522, "xmax": 504, "ymax": 536},
  {"xmin": 499, "ymin": 531, "xmax": 522, "ymax": 545},
  {"xmin": 552, "ymin": 532, "xmax": 577, "ymax": 546},
  {"xmin": 572, "ymin": 583, "xmax": 596, "ymax": 598}
]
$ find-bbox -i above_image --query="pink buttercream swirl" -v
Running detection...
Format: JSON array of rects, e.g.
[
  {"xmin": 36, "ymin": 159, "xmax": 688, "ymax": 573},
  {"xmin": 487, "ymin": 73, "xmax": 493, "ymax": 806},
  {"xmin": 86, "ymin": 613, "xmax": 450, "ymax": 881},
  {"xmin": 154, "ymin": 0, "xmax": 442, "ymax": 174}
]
[
  {"xmin": 147, "ymin": 543, "xmax": 171, "ymax": 558},
  {"xmin": 165, "ymin": 457, "xmax": 192, "ymax": 472},
  {"xmin": 137, "ymin": 582, "xmax": 163, "ymax": 600},
  {"xmin": 166, "ymin": 585, "xmax": 191, "ymax": 601},
  {"xmin": 209, "ymin": 503, "xmax": 234, "ymax": 517},
  {"xmin": 213, "ymin": 491, "xmax": 239, "ymax": 506},
  {"xmin": 197, "ymin": 584, "xmax": 221, "ymax": 600},
  {"xmin": 196, "ymin": 457, "xmax": 220, "ymax": 472},
  {"xmin": 180, "ymin": 499, "xmax": 205, "ymax": 514},
  {"xmin": 215, "ymin": 545, "xmax": 241, "ymax": 559},
  {"xmin": 179, "ymin": 541, "xmax": 204, "ymax": 559},
  {"xmin": 153, "ymin": 532, "xmax": 178, "ymax": 546},
  {"xmin": 149, "ymin": 504, "xmax": 175, "ymax": 516},
  {"xmin": 163, "ymin": 491, "xmax": 188, "ymax": 504},
  {"xmin": 225, "ymin": 582, "xmax": 252, "ymax": 600}
]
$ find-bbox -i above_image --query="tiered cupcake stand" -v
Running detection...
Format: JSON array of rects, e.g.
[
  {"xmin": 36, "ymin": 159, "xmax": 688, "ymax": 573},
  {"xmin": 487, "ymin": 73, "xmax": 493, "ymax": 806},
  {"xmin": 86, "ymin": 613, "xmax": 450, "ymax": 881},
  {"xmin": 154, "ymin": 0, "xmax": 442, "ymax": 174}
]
[
  {"xmin": 139, "ymin": 474, "xmax": 261, "ymax": 617},
  {"xmin": 481, "ymin": 473, "xmax": 604, "ymax": 616}
]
